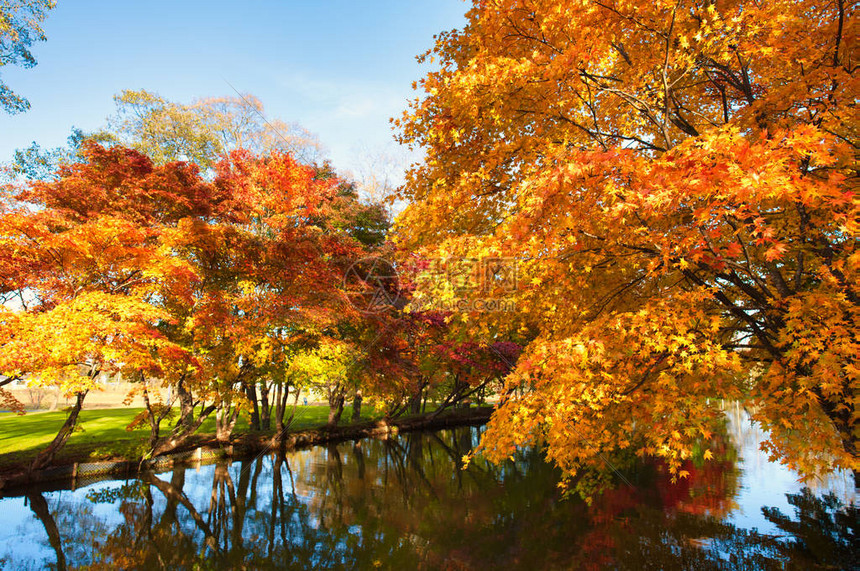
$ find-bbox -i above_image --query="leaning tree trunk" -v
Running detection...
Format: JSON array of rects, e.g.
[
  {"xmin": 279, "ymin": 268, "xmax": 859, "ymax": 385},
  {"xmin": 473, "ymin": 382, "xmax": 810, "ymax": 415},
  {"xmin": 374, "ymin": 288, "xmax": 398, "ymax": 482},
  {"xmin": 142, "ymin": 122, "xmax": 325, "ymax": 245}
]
[
  {"xmin": 327, "ymin": 390, "xmax": 345, "ymax": 428},
  {"xmin": 142, "ymin": 386, "xmax": 161, "ymax": 451},
  {"xmin": 150, "ymin": 403, "xmax": 216, "ymax": 457},
  {"xmin": 29, "ymin": 391, "xmax": 87, "ymax": 472},
  {"xmin": 176, "ymin": 375, "xmax": 196, "ymax": 429},
  {"xmin": 351, "ymin": 390, "xmax": 362, "ymax": 423}
]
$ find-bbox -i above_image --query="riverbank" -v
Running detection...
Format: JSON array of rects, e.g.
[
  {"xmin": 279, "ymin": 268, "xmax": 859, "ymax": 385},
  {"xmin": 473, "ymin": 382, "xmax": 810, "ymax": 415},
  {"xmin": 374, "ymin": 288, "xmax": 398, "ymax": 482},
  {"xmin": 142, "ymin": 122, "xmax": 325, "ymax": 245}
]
[
  {"xmin": 0, "ymin": 406, "xmax": 493, "ymax": 495},
  {"xmin": 0, "ymin": 404, "xmax": 354, "ymax": 471}
]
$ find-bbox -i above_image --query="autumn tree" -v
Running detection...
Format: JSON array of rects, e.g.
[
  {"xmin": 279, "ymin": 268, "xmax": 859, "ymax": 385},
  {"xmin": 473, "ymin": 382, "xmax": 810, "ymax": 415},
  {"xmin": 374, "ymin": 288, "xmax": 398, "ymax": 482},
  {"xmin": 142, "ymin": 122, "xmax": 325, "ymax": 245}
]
[
  {"xmin": 396, "ymin": 0, "xmax": 858, "ymax": 485},
  {"xmin": 99, "ymin": 89, "xmax": 323, "ymax": 169},
  {"xmin": 4, "ymin": 89, "xmax": 324, "ymax": 185},
  {"xmin": 351, "ymin": 299, "xmax": 521, "ymax": 420},
  {"xmin": 0, "ymin": 143, "xmax": 211, "ymax": 469},
  {"xmin": 245, "ymin": 162, "xmax": 393, "ymax": 430},
  {"xmin": 0, "ymin": 0, "xmax": 55, "ymax": 113},
  {"xmin": 142, "ymin": 148, "xmax": 361, "ymax": 452},
  {"xmin": 287, "ymin": 337, "xmax": 363, "ymax": 427},
  {"xmin": 124, "ymin": 149, "xmax": 385, "ymax": 451},
  {"xmin": 427, "ymin": 338, "xmax": 522, "ymax": 411},
  {"xmin": 1, "ymin": 140, "xmax": 370, "ymax": 464},
  {"xmin": 313, "ymin": 160, "xmax": 390, "ymax": 249}
]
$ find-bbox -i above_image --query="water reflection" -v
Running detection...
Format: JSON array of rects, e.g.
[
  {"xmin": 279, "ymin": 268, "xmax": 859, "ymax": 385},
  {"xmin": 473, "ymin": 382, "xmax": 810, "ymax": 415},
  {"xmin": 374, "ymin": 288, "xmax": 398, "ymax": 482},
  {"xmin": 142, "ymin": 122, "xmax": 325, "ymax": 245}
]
[{"xmin": 1, "ymin": 425, "xmax": 856, "ymax": 570}]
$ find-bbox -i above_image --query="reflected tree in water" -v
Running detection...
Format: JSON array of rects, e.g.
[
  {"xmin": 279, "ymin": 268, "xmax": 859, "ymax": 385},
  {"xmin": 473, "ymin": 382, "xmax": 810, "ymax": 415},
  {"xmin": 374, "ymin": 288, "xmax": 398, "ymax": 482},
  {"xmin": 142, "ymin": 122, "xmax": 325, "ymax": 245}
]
[{"xmin": 8, "ymin": 428, "xmax": 857, "ymax": 570}]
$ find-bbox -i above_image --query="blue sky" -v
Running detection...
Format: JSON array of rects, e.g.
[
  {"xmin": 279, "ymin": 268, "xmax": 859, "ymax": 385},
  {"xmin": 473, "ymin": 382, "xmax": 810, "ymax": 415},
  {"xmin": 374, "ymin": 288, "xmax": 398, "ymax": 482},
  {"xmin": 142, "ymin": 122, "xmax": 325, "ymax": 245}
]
[{"xmin": 0, "ymin": 0, "xmax": 468, "ymax": 179}]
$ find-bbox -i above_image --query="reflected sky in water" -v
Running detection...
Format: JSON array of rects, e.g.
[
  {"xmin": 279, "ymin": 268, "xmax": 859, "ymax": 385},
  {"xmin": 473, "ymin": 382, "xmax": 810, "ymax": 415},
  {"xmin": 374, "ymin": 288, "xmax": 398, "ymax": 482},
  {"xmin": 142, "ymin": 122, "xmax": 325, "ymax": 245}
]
[
  {"xmin": 721, "ymin": 402, "xmax": 855, "ymax": 536},
  {"xmin": 0, "ymin": 410, "xmax": 856, "ymax": 570}
]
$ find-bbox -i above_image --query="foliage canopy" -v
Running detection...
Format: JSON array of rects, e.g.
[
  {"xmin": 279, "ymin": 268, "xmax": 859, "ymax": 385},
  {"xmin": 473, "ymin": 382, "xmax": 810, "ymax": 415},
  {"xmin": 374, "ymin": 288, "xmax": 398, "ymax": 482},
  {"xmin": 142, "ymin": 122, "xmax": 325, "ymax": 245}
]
[{"xmin": 396, "ymin": 0, "xmax": 858, "ymax": 482}]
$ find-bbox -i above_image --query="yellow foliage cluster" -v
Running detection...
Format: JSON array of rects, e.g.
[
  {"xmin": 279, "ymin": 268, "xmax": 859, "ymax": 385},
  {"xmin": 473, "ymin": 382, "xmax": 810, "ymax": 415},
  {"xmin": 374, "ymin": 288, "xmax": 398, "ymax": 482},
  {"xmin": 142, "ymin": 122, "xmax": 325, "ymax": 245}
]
[{"xmin": 397, "ymin": 0, "xmax": 858, "ymax": 482}]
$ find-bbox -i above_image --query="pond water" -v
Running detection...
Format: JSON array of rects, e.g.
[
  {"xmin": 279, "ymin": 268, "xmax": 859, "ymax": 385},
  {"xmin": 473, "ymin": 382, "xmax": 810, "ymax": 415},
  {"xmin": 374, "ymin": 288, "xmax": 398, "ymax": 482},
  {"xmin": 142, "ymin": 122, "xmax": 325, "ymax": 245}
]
[{"xmin": 0, "ymin": 406, "xmax": 856, "ymax": 570}]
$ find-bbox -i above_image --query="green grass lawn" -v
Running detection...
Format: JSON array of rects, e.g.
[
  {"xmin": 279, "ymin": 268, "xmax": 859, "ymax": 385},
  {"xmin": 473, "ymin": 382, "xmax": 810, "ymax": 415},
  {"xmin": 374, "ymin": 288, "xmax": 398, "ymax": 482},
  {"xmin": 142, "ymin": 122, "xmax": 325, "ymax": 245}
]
[{"xmin": 0, "ymin": 404, "xmax": 376, "ymax": 470}]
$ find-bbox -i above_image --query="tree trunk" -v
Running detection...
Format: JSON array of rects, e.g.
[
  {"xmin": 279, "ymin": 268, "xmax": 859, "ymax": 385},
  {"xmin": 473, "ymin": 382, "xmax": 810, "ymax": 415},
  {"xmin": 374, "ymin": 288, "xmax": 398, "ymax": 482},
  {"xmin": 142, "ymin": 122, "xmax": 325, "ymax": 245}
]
[
  {"xmin": 274, "ymin": 383, "xmax": 284, "ymax": 432},
  {"xmin": 407, "ymin": 380, "xmax": 428, "ymax": 416},
  {"xmin": 29, "ymin": 391, "xmax": 87, "ymax": 472},
  {"xmin": 351, "ymin": 390, "xmax": 362, "ymax": 423},
  {"xmin": 408, "ymin": 391, "xmax": 422, "ymax": 415},
  {"xmin": 150, "ymin": 404, "xmax": 216, "ymax": 457},
  {"xmin": 327, "ymin": 392, "xmax": 345, "ymax": 428},
  {"xmin": 142, "ymin": 386, "xmax": 161, "ymax": 451},
  {"xmin": 453, "ymin": 378, "xmax": 467, "ymax": 408},
  {"xmin": 176, "ymin": 376, "xmax": 195, "ymax": 429},
  {"xmin": 245, "ymin": 382, "xmax": 261, "ymax": 431},
  {"xmin": 259, "ymin": 381, "xmax": 271, "ymax": 430},
  {"xmin": 216, "ymin": 401, "xmax": 240, "ymax": 444},
  {"xmin": 273, "ymin": 384, "xmax": 286, "ymax": 446},
  {"xmin": 273, "ymin": 387, "xmax": 300, "ymax": 447}
]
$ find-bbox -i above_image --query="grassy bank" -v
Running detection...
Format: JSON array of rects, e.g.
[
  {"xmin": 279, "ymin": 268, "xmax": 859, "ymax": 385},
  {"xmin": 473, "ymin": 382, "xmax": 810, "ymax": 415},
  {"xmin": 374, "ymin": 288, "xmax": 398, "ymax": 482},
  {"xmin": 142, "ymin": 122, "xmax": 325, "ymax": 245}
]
[{"xmin": 0, "ymin": 404, "xmax": 376, "ymax": 470}]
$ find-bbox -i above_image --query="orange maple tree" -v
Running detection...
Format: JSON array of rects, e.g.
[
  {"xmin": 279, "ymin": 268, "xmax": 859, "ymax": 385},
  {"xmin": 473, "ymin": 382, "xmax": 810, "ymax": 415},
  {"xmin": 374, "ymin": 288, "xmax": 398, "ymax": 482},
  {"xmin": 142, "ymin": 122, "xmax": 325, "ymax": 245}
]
[
  {"xmin": 0, "ymin": 143, "xmax": 363, "ymax": 465},
  {"xmin": 152, "ymin": 149, "xmax": 362, "ymax": 450},
  {"xmin": 395, "ymin": 0, "xmax": 857, "ymax": 484},
  {"xmin": 0, "ymin": 143, "xmax": 207, "ymax": 469}
]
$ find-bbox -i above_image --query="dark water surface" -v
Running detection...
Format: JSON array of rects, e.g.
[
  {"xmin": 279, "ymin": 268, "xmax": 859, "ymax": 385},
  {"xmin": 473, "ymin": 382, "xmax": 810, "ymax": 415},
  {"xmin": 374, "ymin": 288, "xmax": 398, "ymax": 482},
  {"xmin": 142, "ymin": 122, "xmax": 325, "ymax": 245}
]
[{"xmin": 0, "ymin": 408, "xmax": 856, "ymax": 570}]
